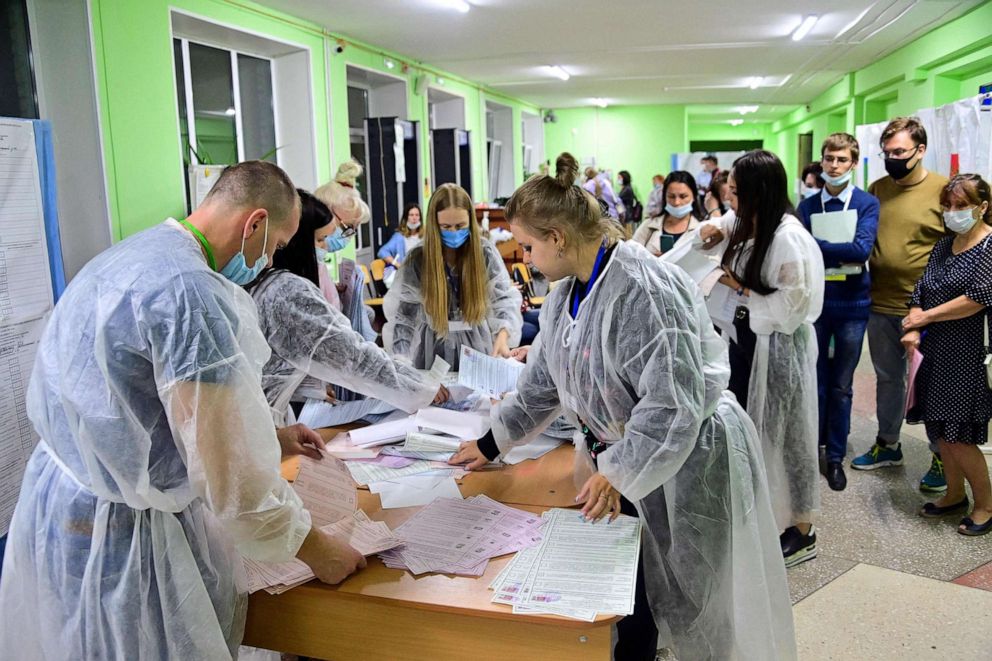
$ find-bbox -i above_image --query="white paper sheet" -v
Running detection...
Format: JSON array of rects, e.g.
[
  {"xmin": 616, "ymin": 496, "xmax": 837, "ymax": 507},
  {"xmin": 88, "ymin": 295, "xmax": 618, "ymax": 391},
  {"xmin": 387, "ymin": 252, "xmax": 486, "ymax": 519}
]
[
  {"xmin": 292, "ymin": 453, "xmax": 358, "ymax": 526},
  {"xmin": 415, "ymin": 407, "xmax": 490, "ymax": 440},
  {"xmin": 456, "ymin": 345, "xmax": 525, "ymax": 398},
  {"xmin": 348, "ymin": 416, "xmax": 419, "ymax": 447},
  {"xmin": 660, "ymin": 231, "xmax": 723, "ymax": 288},
  {"xmin": 373, "ymin": 473, "xmax": 463, "ymax": 509},
  {"xmin": 810, "ymin": 209, "xmax": 858, "ymax": 243},
  {"xmin": 502, "ymin": 435, "xmax": 564, "ymax": 465},
  {"xmin": 403, "ymin": 431, "xmax": 462, "ymax": 453},
  {"xmin": 345, "ymin": 459, "xmax": 451, "ymax": 486}
]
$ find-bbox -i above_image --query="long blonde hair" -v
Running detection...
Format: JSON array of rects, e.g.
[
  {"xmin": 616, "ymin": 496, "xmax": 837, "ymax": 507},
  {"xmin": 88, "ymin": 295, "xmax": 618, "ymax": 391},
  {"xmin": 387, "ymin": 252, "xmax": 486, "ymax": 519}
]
[
  {"xmin": 420, "ymin": 184, "xmax": 488, "ymax": 337},
  {"xmin": 508, "ymin": 153, "xmax": 623, "ymax": 250}
]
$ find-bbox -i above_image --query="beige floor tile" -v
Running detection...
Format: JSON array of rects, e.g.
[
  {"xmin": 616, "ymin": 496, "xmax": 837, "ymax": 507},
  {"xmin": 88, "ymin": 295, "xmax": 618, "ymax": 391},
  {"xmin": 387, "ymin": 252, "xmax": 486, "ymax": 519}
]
[{"xmin": 795, "ymin": 564, "xmax": 992, "ymax": 661}]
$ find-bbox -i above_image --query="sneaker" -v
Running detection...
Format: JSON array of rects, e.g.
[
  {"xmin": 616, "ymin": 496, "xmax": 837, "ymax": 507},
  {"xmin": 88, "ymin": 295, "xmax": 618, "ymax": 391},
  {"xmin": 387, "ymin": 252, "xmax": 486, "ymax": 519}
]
[
  {"xmin": 781, "ymin": 526, "xmax": 817, "ymax": 568},
  {"xmin": 851, "ymin": 440, "xmax": 904, "ymax": 470},
  {"xmin": 919, "ymin": 453, "xmax": 948, "ymax": 493}
]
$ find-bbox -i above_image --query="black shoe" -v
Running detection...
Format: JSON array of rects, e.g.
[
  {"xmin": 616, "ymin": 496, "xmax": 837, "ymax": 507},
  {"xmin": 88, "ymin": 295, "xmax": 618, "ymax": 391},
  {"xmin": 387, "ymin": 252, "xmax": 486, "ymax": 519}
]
[
  {"xmin": 919, "ymin": 497, "xmax": 969, "ymax": 518},
  {"xmin": 780, "ymin": 526, "xmax": 817, "ymax": 568},
  {"xmin": 826, "ymin": 462, "xmax": 847, "ymax": 491}
]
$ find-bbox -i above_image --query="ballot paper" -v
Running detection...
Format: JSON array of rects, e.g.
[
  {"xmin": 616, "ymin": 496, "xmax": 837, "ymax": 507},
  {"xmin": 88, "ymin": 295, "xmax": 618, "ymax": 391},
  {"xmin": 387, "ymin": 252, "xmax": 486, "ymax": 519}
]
[
  {"xmin": 292, "ymin": 453, "xmax": 357, "ymax": 526},
  {"xmin": 297, "ymin": 398, "xmax": 397, "ymax": 429},
  {"xmin": 811, "ymin": 209, "xmax": 858, "ymax": 243},
  {"xmin": 415, "ymin": 407, "xmax": 490, "ymax": 440},
  {"xmin": 348, "ymin": 416, "xmax": 419, "ymax": 447},
  {"xmin": 244, "ymin": 511, "xmax": 402, "ymax": 594},
  {"xmin": 457, "ymin": 345, "xmax": 525, "ymax": 398},
  {"xmin": 403, "ymin": 431, "xmax": 462, "ymax": 453},
  {"xmin": 378, "ymin": 496, "xmax": 544, "ymax": 576},
  {"xmin": 372, "ymin": 473, "xmax": 464, "ymax": 509},
  {"xmin": 706, "ymin": 282, "xmax": 745, "ymax": 344},
  {"xmin": 345, "ymin": 458, "xmax": 454, "ymax": 486},
  {"xmin": 502, "ymin": 435, "xmax": 564, "ymax": 465},
  {"xmin": 660, "ymin": 228, "xmax": 723, "ymax": 291},
  {"xmin": 490, "ymin": 508, "xmax": 641, "ymax": 620},
  {"xmin": 349, "ymin": 454, "xmax": 417, "ymax": 469},
  {"xmin": 324, "ymin": 432, "xmax": 380, "ymax": 459}
]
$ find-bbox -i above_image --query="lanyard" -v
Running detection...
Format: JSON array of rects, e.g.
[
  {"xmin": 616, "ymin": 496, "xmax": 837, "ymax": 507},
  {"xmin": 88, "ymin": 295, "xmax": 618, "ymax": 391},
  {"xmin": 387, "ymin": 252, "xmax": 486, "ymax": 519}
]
[
  {"xmin": 571, "ymin": 240, "xmax": 608, "ymax": 318},
  {"xmin": 179, "ymin": 219, "xmax": 217, "ymax": 271}
]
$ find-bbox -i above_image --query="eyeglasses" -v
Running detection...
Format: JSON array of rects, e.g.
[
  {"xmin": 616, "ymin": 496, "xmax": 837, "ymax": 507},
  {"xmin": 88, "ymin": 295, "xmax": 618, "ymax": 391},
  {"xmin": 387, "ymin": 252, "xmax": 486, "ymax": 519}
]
[
  {"xmin": 822, "ymin": 156, "xmax": 852, "ymax": 165},
  {"xmin": 878, "ymin": 145, "xmax": 920, "ymax": 160},
  {"xmin": 340, "ymin": 224, "xmax": 357, "ymax": 239}
]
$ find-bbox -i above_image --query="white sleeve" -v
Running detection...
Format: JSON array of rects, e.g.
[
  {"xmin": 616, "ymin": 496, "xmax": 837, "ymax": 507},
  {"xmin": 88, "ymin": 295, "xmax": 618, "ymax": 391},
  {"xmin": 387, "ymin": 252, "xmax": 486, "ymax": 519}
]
[{"xmin": 747, "ymin": 221, "xmax": 825, "ymax": 335}]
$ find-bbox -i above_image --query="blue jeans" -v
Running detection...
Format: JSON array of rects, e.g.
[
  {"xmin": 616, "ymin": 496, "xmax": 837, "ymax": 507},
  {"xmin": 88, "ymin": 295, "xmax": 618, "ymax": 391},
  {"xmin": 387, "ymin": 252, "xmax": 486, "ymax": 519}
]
[
  {"xmin": 815, "ymin": 312, "xmax": 868, "ymax": 462},
  {"xmin": 520, "ymin": 309, "xmax": 541, "ymax": 346}
]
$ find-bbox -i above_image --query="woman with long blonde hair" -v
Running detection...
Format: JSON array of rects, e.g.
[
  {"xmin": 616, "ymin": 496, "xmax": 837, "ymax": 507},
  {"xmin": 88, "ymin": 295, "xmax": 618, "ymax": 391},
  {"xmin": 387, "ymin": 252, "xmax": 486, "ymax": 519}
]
[{"xmin": 383, "ymin": 183, "xmax": 522, "ymax": 369}]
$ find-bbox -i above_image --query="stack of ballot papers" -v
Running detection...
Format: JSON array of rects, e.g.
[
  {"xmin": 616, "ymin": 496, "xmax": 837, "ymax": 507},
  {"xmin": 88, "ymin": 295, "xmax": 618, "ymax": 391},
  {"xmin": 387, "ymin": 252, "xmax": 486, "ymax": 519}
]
[
  {"xmin": 457, "ymin": 345, "xmax": 525, "ymax": 398},
  {"xmin": 489, "ymin": 507, "xmax": 642, "ymax": 621},
  {"xmin": 378, "ymin": 495, "xmax": 545, "ymax": 576},
  {"xmin": 243, "ymin": 454, "xmax": 402, "ymax": 594},
  {"xmin": 243, "ymin": 511, "xmax": 402, "ymax": 594}
]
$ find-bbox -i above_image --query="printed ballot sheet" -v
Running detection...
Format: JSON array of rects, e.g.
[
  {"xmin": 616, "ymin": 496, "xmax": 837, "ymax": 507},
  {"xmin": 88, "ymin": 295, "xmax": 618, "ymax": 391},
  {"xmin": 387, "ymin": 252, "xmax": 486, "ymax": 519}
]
[
  {"xmin": 292, "ymin": 453, "xmax": 358, "ymax": 526},
  {"xmin": 457, "ymin": 345, "xmax": 525, "ymax": 398},
  {"xmin": 297, "ymin": 398, "xmax": 397, "ymax": 429},
  {"xmin": 490, "ymin": 508, "xmax": 641, "ymax": 620}
]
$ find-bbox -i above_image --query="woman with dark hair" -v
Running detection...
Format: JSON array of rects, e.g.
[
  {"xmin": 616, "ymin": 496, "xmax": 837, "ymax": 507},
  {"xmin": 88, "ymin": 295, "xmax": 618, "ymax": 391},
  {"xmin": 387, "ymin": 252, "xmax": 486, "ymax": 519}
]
[
  {"xmin": 631, "ymin": 171, "xmax": 702, "ymax": 256},
  {"xmin": 377, "ymin": 203, "xmax": 423, "ymax": 286},
  {"xmin": 903, "ymin": 174, "xmax": 992, "ymax": 535},
  {"xmin": 704, "ymin": 172, "xmax": 730, "ymax": 219},
  {"xmin": 249, "ymin": 189, "xmax": 447, "ymax": 426},
  {"xmin": 801, "ymin": 161, "xmax": 825, "ymax": 200},
  {"xmin": 616, "ymin": 169, "xmax": 640, "ymax": 233},
  {"xmin": 697, "ymin": 150, "xmax": 825, "ymax": 568}
]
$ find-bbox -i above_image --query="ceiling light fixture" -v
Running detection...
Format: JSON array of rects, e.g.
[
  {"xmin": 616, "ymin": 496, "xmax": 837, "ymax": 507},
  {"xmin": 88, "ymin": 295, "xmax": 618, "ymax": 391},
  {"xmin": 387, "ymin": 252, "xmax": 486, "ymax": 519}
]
[
  {"xmin": 592, "ymin": 98, "xmax": 608, "ymax": 108},
  {"xmin": 748, "ymin": 77, "xmax": 762, "ymax": 89},
  {"xmin": 384, "ymin": 58, "xmax": 395, "ymax": 69},
  {"xmin": 439, "ymin": 0, "xmax": 471, "ymax": 13},
  {"xmin": 224, "ymin": 107, "xmax": 236, "ymax": 116},
  {"xmin": 791, "ymin": 14, "xmax": 819, "ymax": 42},
  {"xmin": 737, "ymin": 105, "xmax": 759, "ymax": 115},
  {"xmin": 729, "ymin": 119, "xmax": 744, "ymax": 126},
  {"xmin": 545, "ymin": 66, "xmax": 570, "ymax": 81}
]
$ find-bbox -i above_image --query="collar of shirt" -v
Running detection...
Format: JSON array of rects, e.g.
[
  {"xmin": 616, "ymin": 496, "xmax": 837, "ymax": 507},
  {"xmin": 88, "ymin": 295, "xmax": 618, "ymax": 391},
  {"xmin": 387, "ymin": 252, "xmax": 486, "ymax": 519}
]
[{"xmin": 820, "ymin": 184, "xmax": 854, "ymax": 206}]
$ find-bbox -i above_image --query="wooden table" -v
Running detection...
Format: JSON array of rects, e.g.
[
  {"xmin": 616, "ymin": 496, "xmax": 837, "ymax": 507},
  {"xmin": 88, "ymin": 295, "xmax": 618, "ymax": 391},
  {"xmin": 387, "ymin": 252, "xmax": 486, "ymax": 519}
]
[{"xmin": 243, "ymin": 432, "xmax": 616, "ymax": 660}]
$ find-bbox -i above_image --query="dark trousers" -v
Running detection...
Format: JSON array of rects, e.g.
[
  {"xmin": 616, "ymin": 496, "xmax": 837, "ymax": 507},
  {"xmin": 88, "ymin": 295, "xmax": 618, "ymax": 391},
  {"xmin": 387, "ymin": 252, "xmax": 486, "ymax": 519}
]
[
  {"xmin": 728, "ymin": 307, "xmax": 757, "ymax": 407},
  {"xmin": 588, "ymin": 436, "xmax": 658, "ymax": 660}
]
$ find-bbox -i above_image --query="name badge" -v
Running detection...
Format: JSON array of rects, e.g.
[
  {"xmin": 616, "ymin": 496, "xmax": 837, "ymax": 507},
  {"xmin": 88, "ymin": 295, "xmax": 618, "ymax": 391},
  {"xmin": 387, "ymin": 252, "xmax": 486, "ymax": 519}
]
[{"xmin": 447, "ymin": 320, "xmax": 473, "ymax": 332}]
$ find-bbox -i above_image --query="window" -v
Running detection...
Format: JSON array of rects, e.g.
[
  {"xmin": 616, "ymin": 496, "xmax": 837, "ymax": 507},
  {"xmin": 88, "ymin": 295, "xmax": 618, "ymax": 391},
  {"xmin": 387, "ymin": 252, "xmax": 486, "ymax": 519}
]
[
  {"xmin": 173, "ymin": 37, "xmax": 277, "ymax": 209},
  {"xmin": 0, "ymin": 0, "xmax": 38, "ymax": 118}
]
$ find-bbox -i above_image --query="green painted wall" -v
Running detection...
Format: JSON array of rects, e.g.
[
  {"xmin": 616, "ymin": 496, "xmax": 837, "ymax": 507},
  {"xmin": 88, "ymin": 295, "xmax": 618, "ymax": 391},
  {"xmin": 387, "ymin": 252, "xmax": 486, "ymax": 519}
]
[
  {"xmin": 544, "ymin": 105, "xmax": 687, "ymax": 206},
  {"xmin": 89, "ymin": 0, "xmax": 539, "ymax": 241}
]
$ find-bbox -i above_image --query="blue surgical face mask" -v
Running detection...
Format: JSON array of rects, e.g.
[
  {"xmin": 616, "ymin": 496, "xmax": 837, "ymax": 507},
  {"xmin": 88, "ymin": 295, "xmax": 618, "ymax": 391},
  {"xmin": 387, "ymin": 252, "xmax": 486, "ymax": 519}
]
[
  {"xmin": 821, "ymin": 169, "xmax": 852, "ymax": 188},
  {"xmin": 665, "ymin": 202, "xmax": 693, "ymax": 218},
  {"xmin": 325, "ymin": 227, "xmax": 349, "ymax": 253},
  {"xmin": 943, "ymin": 208, "xmax": 979, "ymax": 234},
  {"xmin": 220, "ymin": 217, "xmax": 269, "ymax": 285},
  {"xmin": 803, "ymin": 187, "xmax": 821, "ymax": 199},
  {"xmin": 315, "ymin": 245, "xmax": 328, "ymax": 262},
  {"xmin": 653, "ymin": 182, "xmax": 662, "ymax": 190},
  {"xmin": 441, "ymin": 228, "xmax": 471, "ymax": 249}
]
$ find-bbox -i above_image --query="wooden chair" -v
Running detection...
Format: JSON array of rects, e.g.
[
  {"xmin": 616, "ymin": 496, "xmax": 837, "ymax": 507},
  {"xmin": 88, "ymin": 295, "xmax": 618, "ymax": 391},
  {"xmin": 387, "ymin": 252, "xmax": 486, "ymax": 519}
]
[
  {"xmin": 358, "ymin": 264, "xmax": 383, "ymax": 307},
  {"xmin": 369, "ymin": 259, "xmax": 389, "ymax": 297},
  {"xmin": 511, "ymin": 263, "xmax": 544, "ymax": 307}
]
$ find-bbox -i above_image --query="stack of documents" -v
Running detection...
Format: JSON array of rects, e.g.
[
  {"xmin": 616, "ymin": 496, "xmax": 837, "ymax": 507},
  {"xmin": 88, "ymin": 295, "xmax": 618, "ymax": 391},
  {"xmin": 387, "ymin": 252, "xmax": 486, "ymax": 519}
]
[
  {"xmin": 297, "ymin": 397, "xmax": 398, "ymax": 429},
  {"xmin": 244, "ymin": 511, "xmax": 402, "ymax": 594},
  {"xmin": 457, "ymin": 345, "xmax": 525, "ymax": 398},
  {"xmin": 489, "ymin": 508, "xmax": 642, "ymax": 621},
  {"xmin": 378, "ymin": 495, "xmax": 545, "ymax": 576}
]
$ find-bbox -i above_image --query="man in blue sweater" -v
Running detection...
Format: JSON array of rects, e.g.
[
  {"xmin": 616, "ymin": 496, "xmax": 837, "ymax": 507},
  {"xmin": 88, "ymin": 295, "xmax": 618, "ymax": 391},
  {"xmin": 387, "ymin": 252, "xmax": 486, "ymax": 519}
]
[{"xmin": 798, "ymin": 133, "xmax": 881, "ymax": 491}]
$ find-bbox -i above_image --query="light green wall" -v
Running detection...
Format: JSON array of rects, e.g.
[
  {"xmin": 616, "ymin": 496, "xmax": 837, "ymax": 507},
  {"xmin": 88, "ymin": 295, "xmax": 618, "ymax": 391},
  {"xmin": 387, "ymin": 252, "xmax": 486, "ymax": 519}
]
[
  {"xmin": 89, "ymin": 0, "xmax": 539, "ymax": 240},
  {"xmin": 544, "ymin": 105, "xmax": 686, "ymax": 205}
]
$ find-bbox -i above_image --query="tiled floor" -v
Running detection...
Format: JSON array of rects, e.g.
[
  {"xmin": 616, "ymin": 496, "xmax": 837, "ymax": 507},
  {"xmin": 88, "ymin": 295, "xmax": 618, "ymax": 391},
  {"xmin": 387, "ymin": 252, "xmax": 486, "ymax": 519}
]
[{"xmin": 789, "ymin": 347, "xmax": 992, "ymax": 660}]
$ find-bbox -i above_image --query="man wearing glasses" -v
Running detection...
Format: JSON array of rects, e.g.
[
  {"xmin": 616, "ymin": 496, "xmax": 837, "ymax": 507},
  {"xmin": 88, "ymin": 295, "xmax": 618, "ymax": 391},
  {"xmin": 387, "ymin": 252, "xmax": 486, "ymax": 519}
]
[{"xmin": 852, "ymin": 117, "xmax": 950, "ymax": 493}]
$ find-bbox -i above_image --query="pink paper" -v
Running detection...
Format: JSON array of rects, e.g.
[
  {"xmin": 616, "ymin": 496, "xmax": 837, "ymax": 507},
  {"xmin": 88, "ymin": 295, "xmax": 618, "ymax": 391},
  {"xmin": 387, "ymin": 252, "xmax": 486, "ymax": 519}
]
[{"xmin": 905, "ymin": 350, "xmax": 924, "ymax": 414}]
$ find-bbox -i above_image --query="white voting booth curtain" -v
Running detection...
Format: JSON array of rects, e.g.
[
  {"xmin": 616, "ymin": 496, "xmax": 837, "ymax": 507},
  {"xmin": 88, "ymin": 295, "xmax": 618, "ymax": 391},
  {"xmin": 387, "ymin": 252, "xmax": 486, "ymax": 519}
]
[{"xmin": 856, "ymin": 96, "xmax": 992, "ymax": 187}]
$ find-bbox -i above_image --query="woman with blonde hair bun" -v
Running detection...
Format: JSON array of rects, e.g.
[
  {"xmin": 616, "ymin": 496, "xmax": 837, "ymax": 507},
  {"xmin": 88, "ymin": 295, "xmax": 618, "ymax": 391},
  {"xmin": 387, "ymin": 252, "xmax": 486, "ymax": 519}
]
[
  {"xmin": 451, "ymin": 152, "xmax": 796, "ymax": 660},
  {"xmin": 383, "ymin": 183, "xmax": 522, "ymax": 369}
]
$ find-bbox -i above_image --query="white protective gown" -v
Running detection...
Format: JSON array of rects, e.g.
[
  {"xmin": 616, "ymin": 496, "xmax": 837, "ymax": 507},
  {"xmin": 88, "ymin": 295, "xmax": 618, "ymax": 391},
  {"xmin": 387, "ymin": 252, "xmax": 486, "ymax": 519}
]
[
  {"xmin": 382, "ymin": 239, "xmax": 522, "ymax": 370},
  {"xmin": 0, "ymin": 220, "xmax": 311, "ymax": 660},
  {"xmin": 699, "ymin": 212, "xmax": 824, "ymax": 528},
  {"xmin": 250, "ymin": 269, "xmax": 440, "ymax": 426},
  {"xmin": 489, "ymin": 240, "xmax": 796, "ymax": 660}
]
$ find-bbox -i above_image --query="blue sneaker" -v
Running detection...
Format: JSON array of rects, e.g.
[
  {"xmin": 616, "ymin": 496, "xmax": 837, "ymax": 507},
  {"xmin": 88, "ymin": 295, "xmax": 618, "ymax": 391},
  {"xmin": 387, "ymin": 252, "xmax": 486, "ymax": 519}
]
[
  {"xmin": 919, "ymin": 453, "xmax": 947, "ymax": 493},
  {"xmin": 851, "ymin": 440, "xmax": 904, "ymax": 470}
]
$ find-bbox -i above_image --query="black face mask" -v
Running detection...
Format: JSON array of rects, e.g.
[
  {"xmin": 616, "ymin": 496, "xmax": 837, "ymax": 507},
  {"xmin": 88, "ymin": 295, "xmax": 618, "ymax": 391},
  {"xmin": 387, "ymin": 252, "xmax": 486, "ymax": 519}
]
[{"xmin": 884, "ymin": 146, "xmax": 921, "ymax": 180}]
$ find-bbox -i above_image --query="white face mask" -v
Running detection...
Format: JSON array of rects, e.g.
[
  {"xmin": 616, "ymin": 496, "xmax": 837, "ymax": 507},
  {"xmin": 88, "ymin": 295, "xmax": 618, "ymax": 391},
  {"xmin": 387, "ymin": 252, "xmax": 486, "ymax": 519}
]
[
  {"xmin": 943, "ymin": 208, "xmax": 979, "ymax": 234},
  {"xmin": 407, "ymin": 221, "xmax": 421, "ymax": 231},
  {"xmin": 665, "ymin": 202, "xmax": 693, "ymax": 219}
]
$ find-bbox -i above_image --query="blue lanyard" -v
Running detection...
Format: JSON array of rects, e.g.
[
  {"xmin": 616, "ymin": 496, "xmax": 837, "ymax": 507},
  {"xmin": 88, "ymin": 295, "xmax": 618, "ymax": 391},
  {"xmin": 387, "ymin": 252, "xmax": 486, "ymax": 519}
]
[{"xmin": 571, "ymin": 240, "xmax": 608, "ymax": 317}]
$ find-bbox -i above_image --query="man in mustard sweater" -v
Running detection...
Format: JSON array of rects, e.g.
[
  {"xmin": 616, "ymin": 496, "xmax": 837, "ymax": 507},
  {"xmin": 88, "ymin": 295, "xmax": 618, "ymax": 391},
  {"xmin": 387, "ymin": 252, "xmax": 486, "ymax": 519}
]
[{"xmin": 852, "ymin": 117, "xmax": 950, "ymax": 492}]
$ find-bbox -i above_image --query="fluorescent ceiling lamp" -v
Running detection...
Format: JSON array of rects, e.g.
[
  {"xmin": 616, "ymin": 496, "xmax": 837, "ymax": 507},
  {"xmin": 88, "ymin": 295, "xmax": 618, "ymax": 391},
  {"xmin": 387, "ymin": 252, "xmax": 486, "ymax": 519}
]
[
  {"xmin": 592, "ymin": 98, "xmax": 608, "ymax": 108},
  {"xmin": 439, "ymin": 0, "xmax": 471, "ymax": 12},
  {"xmin": 545, "ymin": 66, "xmax": 570, "ymax": 81},
  {"xmin": 737, "ymin": 105, "xmax": 759, "ymax": 115},
  {"xmin": 748, "ymin": 77, "xmax": 761, "ymax": 89},
  {"xmin": 729, "ymin": 119, "xmax": 744, "ymax": 126},
  {"xmin": 224, "ymin": 107, "xmax": 236, "ymax": 116},
  {"xmin": 792, "ymin": 14, "xmax": 819, "ymax": 41},
  {"xmin": 384, "ymin": 58, "xmax": 395, "ymax": 69}
]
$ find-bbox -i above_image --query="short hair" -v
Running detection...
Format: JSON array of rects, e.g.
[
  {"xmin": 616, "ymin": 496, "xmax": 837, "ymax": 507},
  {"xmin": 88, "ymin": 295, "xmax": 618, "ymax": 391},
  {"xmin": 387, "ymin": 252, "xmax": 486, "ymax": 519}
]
[
  {"xmin": 940, "ymin": 174, "xmax": 992, "ymax": 224},
  {"xmin": 204, "ymin": 160, "xmax": 298, "ymax": 223},
  {"xmin": 702, "ymin": 155, "xmax": 718, "ymax": 164},
  {"xmin": 802, "ymin": 161, "xmax": 824, "ymax": 184},
  {"xmin": 880, "ymin": 116, "xmax": 927, "ymax": 147},
  {"xmin": 822, "ymin": 132, "xmax": 860, "ymax": 162}
]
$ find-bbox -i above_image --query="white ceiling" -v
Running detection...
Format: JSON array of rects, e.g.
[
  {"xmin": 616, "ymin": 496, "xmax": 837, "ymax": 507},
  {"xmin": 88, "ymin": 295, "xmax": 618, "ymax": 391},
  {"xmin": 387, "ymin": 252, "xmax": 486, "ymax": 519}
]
[{"xmin": 262, "ymin": 0, "xmax": 983, "ymax": 122}]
